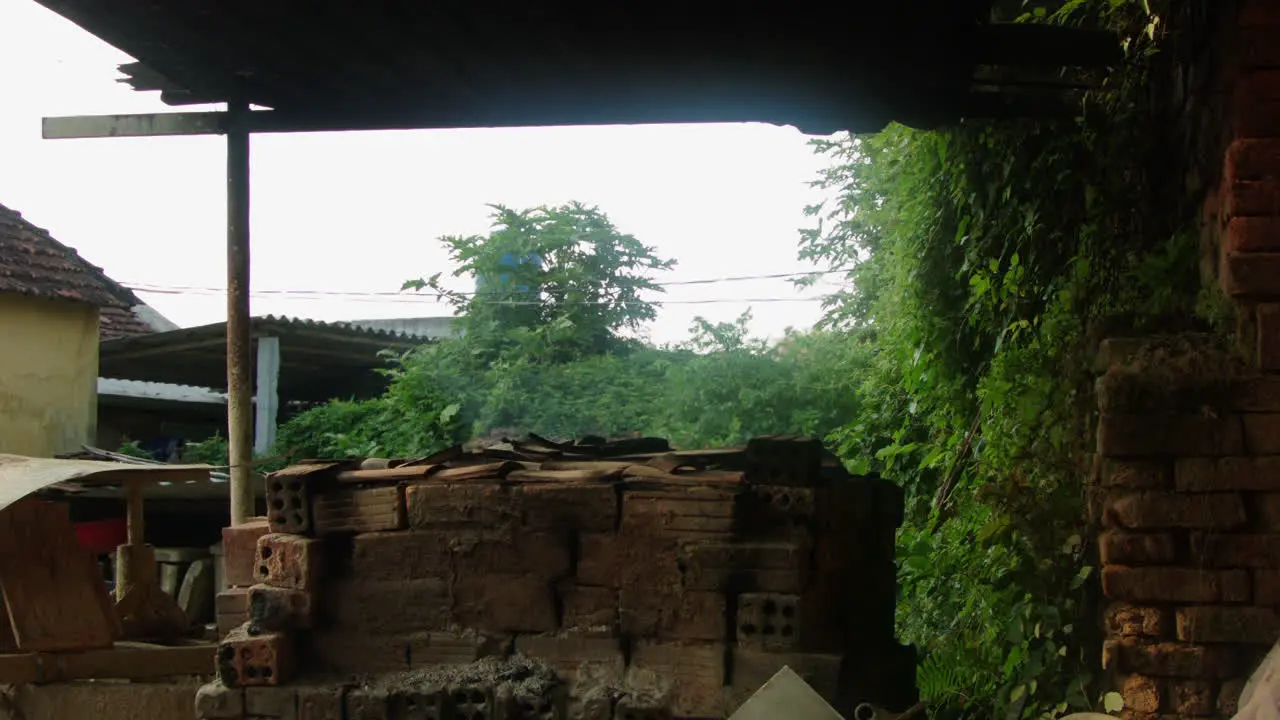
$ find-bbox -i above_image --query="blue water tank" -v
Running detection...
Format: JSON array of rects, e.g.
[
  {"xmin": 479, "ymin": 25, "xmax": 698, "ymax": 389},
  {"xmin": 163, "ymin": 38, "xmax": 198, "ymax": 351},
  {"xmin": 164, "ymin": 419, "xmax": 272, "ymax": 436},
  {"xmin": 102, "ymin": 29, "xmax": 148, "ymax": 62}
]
[{"xmin": 475, "ymin": 252, "xmax": 542, "ymax": 296}]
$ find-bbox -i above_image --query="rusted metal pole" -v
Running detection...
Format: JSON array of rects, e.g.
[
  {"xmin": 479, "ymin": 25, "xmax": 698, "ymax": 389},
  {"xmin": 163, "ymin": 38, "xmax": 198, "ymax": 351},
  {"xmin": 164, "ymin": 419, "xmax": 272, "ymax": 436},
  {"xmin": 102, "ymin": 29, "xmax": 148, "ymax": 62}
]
[{"xmin": 226, "ymin": 100, "xmax": 254, "ymax": 527}]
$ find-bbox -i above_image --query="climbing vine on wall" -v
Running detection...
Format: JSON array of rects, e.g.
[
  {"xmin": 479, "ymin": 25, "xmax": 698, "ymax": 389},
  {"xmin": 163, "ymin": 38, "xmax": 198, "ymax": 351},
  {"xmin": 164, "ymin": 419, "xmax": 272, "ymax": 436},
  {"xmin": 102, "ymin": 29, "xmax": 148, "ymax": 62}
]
[{"xmin": 801, "ymin": 1, "xmax": 1207, "ymax": 718}]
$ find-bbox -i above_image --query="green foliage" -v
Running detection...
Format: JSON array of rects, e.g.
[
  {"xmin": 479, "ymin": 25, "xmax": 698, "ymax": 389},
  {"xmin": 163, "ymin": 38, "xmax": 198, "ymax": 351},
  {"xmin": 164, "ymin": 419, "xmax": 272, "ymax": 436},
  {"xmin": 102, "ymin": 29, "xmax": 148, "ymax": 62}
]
[
  {"xmin": 115, "ymin": 440, "xmax": 152, "ymax": 460},
  {"xmin": 281, "ymin": 316, "xmax": 867, "ymax": 452},
  {"xmin": 272, "ymin": 384, "xmax": 464, "ymax": 460},
  {"xmin": 800, "ymin": 1, "xmax": 1191, "ymax": 717},
  {"xmin": 659, "ymin": 314, "xmax": 872, "ymax": 448},
  {"xmin": 181, "ymin": 434, "xmax": 229, "ymax": 466},
  {"xmin": 278, "ymin": 201, "xmax": 868, "ymax": 454},
  {"xmin": 404, "ymin": 203, "xmax": 675, "ymax": 363}
]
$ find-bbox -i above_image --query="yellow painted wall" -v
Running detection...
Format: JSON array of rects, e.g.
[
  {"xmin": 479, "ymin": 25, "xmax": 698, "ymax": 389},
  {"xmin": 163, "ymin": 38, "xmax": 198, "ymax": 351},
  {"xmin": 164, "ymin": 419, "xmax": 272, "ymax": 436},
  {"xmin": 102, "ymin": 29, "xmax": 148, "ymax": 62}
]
[{"xmin": 0, "ymin": 294, "xmax": 98, "ymax": 457}]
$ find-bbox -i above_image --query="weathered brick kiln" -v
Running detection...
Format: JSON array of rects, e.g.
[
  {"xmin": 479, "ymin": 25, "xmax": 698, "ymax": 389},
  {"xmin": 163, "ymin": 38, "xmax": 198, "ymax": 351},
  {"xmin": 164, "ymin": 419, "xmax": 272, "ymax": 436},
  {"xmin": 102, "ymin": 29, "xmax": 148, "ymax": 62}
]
[{"xmin": 199, "ymin": 435, "xmax": 916, "ymax": 719}]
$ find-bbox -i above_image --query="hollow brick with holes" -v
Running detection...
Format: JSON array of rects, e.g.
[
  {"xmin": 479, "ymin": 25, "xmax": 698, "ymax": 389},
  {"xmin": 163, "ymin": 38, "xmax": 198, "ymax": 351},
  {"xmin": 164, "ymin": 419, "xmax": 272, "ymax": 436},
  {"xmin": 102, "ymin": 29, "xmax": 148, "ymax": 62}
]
[
  {"xmin": 736, "ymin": 592, "xmax": 802, "ymax": 651},
  {"xmin": 265, "ymin": 472, "xmax": 316, "ymax": 535},
  {"xmin": 216, "ymin": 624, "xmax": 295, "ymax": 687},
  {"xmin": 255, "ymin": 533, "xmax": 324, "ymax": 591},
  {"xmin": 743, "ymin": 485, "xmax": 816, "ymax": 537}
]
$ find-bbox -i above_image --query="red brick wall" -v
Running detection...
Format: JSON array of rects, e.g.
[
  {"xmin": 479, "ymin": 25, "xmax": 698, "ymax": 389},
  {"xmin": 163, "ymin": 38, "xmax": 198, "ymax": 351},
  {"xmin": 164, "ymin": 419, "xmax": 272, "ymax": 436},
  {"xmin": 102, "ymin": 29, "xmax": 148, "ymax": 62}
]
[
  {"xmin": 1207, "ymin": 2, "xmax": 1280, "ymax": 359},
  {"xmin": 1094, "ymin": 347, "xmax": 1280, "ymax": 719}
]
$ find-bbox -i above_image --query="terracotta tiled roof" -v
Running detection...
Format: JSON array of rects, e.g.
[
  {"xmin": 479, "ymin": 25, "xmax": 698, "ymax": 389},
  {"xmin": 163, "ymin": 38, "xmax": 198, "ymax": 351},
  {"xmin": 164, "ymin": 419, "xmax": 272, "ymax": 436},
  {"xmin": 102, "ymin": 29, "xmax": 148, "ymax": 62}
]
[
  {"xmin": 0, "ymin": 202, "xmax": 139, "ymax": 309},
  {"xmin": 99, "ymin": 306, "xmax": 157, "ymax": 341}
]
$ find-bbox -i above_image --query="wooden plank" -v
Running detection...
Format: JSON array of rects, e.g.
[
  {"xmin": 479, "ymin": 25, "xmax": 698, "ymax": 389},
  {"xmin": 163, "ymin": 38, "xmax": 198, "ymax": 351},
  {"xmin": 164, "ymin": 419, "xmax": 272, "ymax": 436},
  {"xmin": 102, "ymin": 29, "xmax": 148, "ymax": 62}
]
[
  {"xmin": 45, "ymin": 643, "xmax": 216, "ymax": 681},
  {"xmin": 0, "ymin": 653, "xmax": 39, "ymax": 684},
  {"xmin": 42, "ymin": 111, "xmax": 226, "ymax": 138},
  {"xmin": 0, "ymin": 499, "xmax": 118, "ymax": 652},
  {"xmin": 43, "ymin": 108, "xmax": 560, "ymax": 139}
]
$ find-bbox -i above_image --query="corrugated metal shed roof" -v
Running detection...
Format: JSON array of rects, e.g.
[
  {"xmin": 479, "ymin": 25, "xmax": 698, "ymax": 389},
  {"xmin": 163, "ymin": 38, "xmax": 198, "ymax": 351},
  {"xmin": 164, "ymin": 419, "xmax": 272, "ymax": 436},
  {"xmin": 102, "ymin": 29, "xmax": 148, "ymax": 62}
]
[
  {"xmin": 99, "ymin": 315, "xmax": 427, "ymax": 402},
  {"xmin": 0, "ymin": 202, "xmax": 140, "ymax": 310},
  {"xmin": 97, "ymin": 379, "xmax": 226, "ymax": 406},
  {"xmin": 346, "ymin": 316, "xmax": 457, "ymax": 340}
]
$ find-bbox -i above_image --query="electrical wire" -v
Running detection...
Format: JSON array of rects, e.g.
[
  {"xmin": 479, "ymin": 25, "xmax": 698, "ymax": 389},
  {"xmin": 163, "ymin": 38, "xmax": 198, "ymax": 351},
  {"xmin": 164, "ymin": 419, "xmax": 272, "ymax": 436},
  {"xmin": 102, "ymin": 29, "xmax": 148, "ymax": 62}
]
[
  {"xmin": 119, "ymin": 269, "xmax": 849, "ymax": 300},
  {"xmin": 127, "ymin": 285, "xmax": 832, "ymax": 306}
]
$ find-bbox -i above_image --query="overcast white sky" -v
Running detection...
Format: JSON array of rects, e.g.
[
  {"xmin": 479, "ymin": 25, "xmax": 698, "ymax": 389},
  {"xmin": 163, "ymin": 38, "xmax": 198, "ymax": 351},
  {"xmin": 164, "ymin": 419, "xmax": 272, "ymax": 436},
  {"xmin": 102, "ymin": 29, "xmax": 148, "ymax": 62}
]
[{"xmin": 0, "ymin": 0, "xmax": 840, "ymax": 345}]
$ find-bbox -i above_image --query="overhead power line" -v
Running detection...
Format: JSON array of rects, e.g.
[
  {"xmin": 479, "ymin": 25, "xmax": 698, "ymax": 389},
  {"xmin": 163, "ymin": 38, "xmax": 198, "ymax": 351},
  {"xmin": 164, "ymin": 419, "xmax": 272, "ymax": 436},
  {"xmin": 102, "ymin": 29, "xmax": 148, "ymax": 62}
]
[
  {"xmin": 120, "ymin": 269, "xmax": 850, "ymax": 300},
  {"xmin": 128, "ymin": 285, "xmax": 832, "ymax": 306}
]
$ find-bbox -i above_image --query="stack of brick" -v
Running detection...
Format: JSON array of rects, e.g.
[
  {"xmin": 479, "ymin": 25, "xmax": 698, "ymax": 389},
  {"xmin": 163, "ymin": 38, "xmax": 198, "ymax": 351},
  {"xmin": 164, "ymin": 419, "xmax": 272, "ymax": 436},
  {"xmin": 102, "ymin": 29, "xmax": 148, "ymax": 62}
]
[
  {"xmin": 196, "ymin": 435, "xmax": 916, "ymax": 720},
  {"xmin": 1095, "ymin": 341, "xmax": 1280, "ymax": 720},
  {"xmin": 1211, "ymin": 3, "xmax": 1280, "ymax": 366}
]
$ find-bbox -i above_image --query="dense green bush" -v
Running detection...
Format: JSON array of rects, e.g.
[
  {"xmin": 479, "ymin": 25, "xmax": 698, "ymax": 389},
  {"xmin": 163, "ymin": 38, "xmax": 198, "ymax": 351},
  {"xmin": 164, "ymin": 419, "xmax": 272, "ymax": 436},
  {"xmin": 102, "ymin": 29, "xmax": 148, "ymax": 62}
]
[
  {"xmin": 800, "ymin": 2, "xmax": 1205, "ymax": 718},
  {"xmin": 275, "ymin": 319, "xmax": 868, "ymax": 456}
]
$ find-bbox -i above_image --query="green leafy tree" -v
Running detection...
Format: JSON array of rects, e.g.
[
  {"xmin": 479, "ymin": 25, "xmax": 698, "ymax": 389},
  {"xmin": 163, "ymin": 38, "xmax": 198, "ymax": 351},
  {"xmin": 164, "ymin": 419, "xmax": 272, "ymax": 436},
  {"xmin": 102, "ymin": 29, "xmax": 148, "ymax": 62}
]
[{"xmin": 405, "ymin": 203, "xmax": 675, "ymax": 363}]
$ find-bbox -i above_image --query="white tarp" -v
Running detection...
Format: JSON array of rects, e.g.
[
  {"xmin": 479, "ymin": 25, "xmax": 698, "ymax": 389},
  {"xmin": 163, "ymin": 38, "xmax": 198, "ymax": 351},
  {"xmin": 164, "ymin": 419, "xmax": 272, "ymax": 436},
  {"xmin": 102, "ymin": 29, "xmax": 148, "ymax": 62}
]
[
  {"xmin": 0, "ymin": 454, "xmax": 211, "ymax": 513},
  {"xmin": 1234, "ymin": 641, "xmax": 1280, "ymax": 720}
]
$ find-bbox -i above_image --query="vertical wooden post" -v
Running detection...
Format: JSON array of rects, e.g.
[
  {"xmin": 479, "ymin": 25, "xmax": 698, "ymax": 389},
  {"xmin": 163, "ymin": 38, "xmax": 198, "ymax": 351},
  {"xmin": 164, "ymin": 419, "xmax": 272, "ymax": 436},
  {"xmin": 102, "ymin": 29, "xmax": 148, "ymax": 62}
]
[
  {"xmin": 254, "ymin": 335, "xmax": 280, "ymax": 456},
  {"xmin": 226, "ymin": 100, "xmax": 254, "ymax": 527},
  {"xmin": 126, "ymin": 481, "xmax": 145, "ymax": 547},
  {"xmin": 115, "ymin": 479, "xmax": 154, "ymax": 602}
]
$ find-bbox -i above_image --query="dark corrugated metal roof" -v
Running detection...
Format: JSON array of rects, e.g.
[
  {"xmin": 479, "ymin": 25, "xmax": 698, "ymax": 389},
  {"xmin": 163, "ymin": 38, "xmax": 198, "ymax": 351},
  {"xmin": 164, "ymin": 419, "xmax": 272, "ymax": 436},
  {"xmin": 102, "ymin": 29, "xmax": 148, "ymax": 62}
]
[
  {"xmin": 99, "ymin": 315, "xmax": 427, "ymax": 402},
  {"xmin": 0, "ymin": 202, "xmax": 139, "ymax": 310},
  {"xmin": 35, "ymin": 1, "xmax": 1123, "ymax": 134}
]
